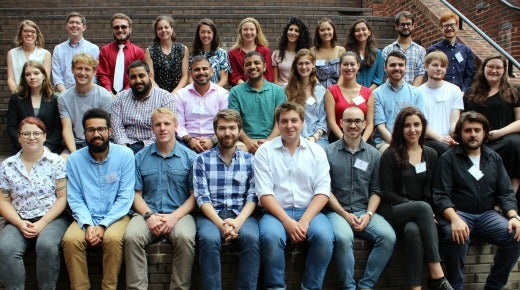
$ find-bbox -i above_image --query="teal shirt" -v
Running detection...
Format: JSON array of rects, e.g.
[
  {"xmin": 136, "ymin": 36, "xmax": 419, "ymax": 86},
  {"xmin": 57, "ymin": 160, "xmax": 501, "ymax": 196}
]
[{"xmin": 228, "ymin": 80, "xmax": 286, "ymax": 139}]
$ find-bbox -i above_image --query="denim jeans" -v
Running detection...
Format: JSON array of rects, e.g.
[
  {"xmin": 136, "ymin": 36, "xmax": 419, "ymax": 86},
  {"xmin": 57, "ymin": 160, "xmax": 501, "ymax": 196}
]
[
  {"xmin": 437, "ymin": 210, "xmax": 520, "ymax": 290},
  {"xmin": 0, "ymin": 215, "xmax": 70, "ymax": 290},
  {"xmin": 259, "ymin": 209, "xmax": 334, "ymax": 290},
  {"xmin": 196, "ymin": 210, "xmax": 260, "ymax": 290},
  {"xmin": 327, "ymin": 211, "xmax": 396, "ymax": 290}
]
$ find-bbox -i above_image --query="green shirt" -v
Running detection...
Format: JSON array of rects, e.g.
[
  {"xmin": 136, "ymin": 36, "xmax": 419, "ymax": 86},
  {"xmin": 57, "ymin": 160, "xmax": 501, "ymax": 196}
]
[{"xmin": 228, "ymin": 80, "xmax": 286, "ymax": 139}]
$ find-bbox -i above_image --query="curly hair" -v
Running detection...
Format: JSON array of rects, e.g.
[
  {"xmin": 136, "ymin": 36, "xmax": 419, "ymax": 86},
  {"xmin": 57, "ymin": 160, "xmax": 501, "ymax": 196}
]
[
  {"xmin": 389, "ymin": 107, "xmax": 428, "ymax": 168},
  {"xmin": 285, "ymin": 49, "xmax": 318, "ymax": 106},
  {"xmin": 344, "ymin": 19, "xmax": 377, "ymax": 68},
  {"xmin": 466, "ymin": 55, "xmax": 519, "ymax": 106},
  {"xmin": 276, "ymin": 17, "xmax": 311, "ymax": 63}
]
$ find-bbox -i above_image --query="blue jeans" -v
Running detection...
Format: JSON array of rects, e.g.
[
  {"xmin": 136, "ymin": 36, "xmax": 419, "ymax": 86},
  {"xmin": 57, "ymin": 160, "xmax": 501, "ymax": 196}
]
[
  {"xmin": 0, "ymin": 215, "xmax": 70, "ymax": 290},
  {"xmin": 327, "ymin": 211, "xmax": 396, "ymax": 290},
  {"xmin": 438, "ymin": 210, "xmax": 520, "ymax": 290},
  {"xmin": 196, "ymin": 211, "xmax": 260, "ymax": 290},
  {"xmin": 259, "ymin": 209, "xmax": 334, "ymax": 290}
]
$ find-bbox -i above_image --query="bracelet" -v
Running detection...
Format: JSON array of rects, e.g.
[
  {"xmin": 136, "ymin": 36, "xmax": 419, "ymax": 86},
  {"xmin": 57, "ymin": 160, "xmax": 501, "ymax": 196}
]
[{"xmin": 366, "ymin": 211, "xmax": 373, "ymax": 218}]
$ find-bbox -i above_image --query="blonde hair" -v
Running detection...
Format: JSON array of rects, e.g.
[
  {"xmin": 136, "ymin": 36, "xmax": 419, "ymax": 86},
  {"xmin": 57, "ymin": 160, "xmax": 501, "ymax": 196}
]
[
  {"xmin": 72, "ymin": 53, "xmax": 98, "ymax": 69},
  {"xmin": 231, "ymin": 17, "xmax": 268, "ymax": 49},
  {"xmin": 151, "ymin": 107, "xmax": 177, "ymax": 123},
  {"xmin": 424, "ymin": 51, "xmax": 448, "ymax": 67}
]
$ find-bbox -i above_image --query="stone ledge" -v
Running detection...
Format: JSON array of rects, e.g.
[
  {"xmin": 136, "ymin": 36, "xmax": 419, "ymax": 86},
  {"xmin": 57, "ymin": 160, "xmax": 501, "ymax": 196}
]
[{"xmin": 1, "ymin": 238, "xmax": 518, "ymax": 290}]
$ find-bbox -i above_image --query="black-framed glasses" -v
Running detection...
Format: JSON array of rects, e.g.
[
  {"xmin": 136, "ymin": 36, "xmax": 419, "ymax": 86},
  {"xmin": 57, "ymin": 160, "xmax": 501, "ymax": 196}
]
[
  {"xmin": 342, "ymin": 118, "xmax": 364, "ymax": 125},
  {"xmin": 398, "ymin": 22, "xmax": 413, "ymax": 28},
  {"xmin": 84, "ymin": 126, "xmax": 108, "ymax": 135},
  {"xmin": 442, "ymin": 23, "xmax": 457, "ymax": 30},
  {"xmin": 19, "ymin": 131, "xmax": 44, "ymax": 139},
  {"xmin": 112, "ymin": 25, "xmax": 129, "ymax": 30}
]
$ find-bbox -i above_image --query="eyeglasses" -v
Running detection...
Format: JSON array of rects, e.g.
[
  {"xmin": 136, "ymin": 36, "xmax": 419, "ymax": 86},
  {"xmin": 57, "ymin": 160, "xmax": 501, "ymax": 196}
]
[
  {"xmin": 442, "ymin": 23, "xmax": 457, "ymax": 30},
  {"xmin": 19, "ymin": 131, "xmax": 44, "ymax": 139},
  {"xmin": 342, "ymin": 118, "xmax": 364, "ymax": 125},
  {"xmin": 23, "ymin": 29, "xmax": 37, "ymax": 34},
  {"xmin": 398, "ymin": 22, "xmax": 413, "ymax": 28},
  {"xmin": 112, "ymin": 25, "xmax": 129, "ymax": 30},
  {"xmin": 68, "ymin": 20, "xmax": 83, "ymax": 25},
  {"xmin": 84, "ymin": 126, "xmax": 108, "ymax": 135}
]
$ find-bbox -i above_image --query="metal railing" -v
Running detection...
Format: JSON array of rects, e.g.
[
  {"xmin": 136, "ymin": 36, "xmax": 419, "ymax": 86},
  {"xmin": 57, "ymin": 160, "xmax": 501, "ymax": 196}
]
[{"xmin": 440, "ymin": 0, "xmax": 519, "ymax": 77}]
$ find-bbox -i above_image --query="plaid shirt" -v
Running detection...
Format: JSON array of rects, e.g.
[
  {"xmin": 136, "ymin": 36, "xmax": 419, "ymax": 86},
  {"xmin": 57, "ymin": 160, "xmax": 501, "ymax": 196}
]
[
  {"xmin": 382, "ymin": 40, "xmax": 426, "ymax": 84},
  {"xmin": 111, "ymin": 85, "xmax": 175, "ymax": 146},
  {"xmin": 194, "ymin": 146, "xmax": 256, "ymax": 215}
]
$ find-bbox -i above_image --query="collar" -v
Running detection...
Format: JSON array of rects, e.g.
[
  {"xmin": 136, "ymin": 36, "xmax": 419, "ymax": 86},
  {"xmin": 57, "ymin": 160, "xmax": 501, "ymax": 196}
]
[
  {"xmin": 150, "ymin": 142, "xmax": 180, "ymax": 158},
  {"xmin": 67, "ymin": 38, "xmax": 84, "ymax": 48},
  {"xmin": 272, "ymin": 136, "xmax": 308, "ymax": 150},
  {"xmin": 187, "ymin": 82, "xmax": 216, "ymax": 97},
  {"xmin": 337, "ymin": 138, "xmax": 366, "ymax": 153},
  {"xmin": 384, "ymin": 79, "xmax": 405, "ymax": 92},
  {"xmin": 131, "ymin": 85, "xmax": 155, "ymax": 101},
  {"xmin": 244, "ymin": 80, "xmax": 269, "ymax": 93}
]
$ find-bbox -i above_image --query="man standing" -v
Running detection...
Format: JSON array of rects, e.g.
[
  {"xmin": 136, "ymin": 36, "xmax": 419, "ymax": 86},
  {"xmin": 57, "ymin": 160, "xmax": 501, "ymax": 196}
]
[
  {"xmin": 254, "ymin": 102, "xmax": 334, "ymax": 290},
  {"xmin": 419, "ymin": 51, "xmax": 463, "ymax": 156},
  {"xmin": 111, "ymin": 60, "xmax": 174, "ymax": 153},
  {"xmin": 58, "ymin": 53, "xmax": 113, "ymax": 153},
  {"xmin": 433, "ymin": 111, "xmax": 520, "ymax": 290},
  {"xmin": 97, "ymin": 13, "xmax": 144, "ymax": 94},
  {"xmin": 373, "ymin": 51, "xmax": 424, "ymax": 152},
  {"xmin": 194, "ymin": 109, "xmax": 260, "ymax": 289},
  {"xmin": 326, "ymin": 106, "xmax": 396, "ymax": 290},
  {"xmin": 382, "ymin": 11, "xmax": 426, "ymax": 86},
  {"xmin": 427, "ymin": 12, "xmax": 474, "ymax": 92},
  {"xmin": 175, "ymin": 55, "xmax": 228, "ymax": 153},
  {"xmin": 124, "ymin": 107, "xmax": 197, "ymax": 290},
  {"xmin": 52, "ymin": 12, "xmax": 100, "ymax": 93},
  {"xmin": 228, "ymin": 51, "xmax": 286, "ymax": 153},
  {"xmin": 62, "ymin": 108, "xmax": 135, "ymax": 290}
]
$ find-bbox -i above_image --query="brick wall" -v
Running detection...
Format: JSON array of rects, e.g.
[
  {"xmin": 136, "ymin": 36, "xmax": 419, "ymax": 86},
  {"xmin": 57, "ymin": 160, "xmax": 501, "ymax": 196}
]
[{"xmin": 2, "ymin": 238, "xmax": 519, "ymax": 290}]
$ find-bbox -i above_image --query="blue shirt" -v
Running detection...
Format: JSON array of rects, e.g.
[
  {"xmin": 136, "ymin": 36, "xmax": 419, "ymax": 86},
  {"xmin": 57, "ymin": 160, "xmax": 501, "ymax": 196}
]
[
  {"xmin": 373, "ymin": 80, "xmax": 424, "ymax": 145},
  {"xmin": 135, "ymin": 142, "xmax": 197, "ymax": 214},
  {"xmin": 302, "ymin": 84, "xmax": 328, "ymax": 139},
  {"xmin": 66, "ymin": 143, "xmax": 135, "ymax": 229},
  {"xmin": 427, "ymin": 39, "xmax": 474, "ymax": 92},
  {"xmin": 357, "ymin": 48, "xmax": 384, "ymax": 88},
  {"xmin": 194, "ymin": 146, "xmax": 256, "ymax": 215},
  {"xmin": 52, "ymin": 38, "xmax": 100, "ymax": 89}
]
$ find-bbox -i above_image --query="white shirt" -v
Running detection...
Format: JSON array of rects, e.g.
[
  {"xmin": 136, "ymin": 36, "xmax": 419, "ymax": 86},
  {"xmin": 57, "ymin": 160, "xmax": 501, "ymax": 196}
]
[
  {"xmin": 254, "ymin": 136, "xmax": 330, "ymax": 209},
  {"xmin": 419, "ymin": 81, "xmax": 463, "ymax": 136}
]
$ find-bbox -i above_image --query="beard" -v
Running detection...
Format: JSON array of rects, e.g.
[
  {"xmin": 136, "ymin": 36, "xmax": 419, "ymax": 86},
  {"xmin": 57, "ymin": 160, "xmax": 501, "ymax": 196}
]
[
  {"xmin": 398, "ymin": 30, "xmax": 411, "ymax": 37},
  {"xmin": 87, "ymin": 136, "xmax": 110, "ymax": 153},
  {"xmin": 462, "ymin": 138, "xmax": 483, "ymax": 151},
  {"xmin": 131, "ymin": 81, "xmax": 152, "ymax": 99}
]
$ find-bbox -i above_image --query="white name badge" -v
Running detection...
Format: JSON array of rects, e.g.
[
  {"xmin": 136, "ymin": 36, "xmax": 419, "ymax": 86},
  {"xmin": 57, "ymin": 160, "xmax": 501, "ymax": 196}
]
[
  {"xmin": 354, "ymin": 159, "xmax": 369, "ymax": 171},
  {"xmin": 455, "ymin": 52, "xmax": 464, "ymax": 63},
  {"xmin": 415, "ymin": 162, "xmax": 427, "ymax": 174},
  {"xmin": 316, "ymin": 59, "xmax": 326, "ymax": 66},
  {"xmin": 234, "ymin": 172, "xmax": 247, "ymax": 183},
  {"xmin": 306, "ymin": 97, "xmax": 316, "ymax": 106},
  {"xmin": 435, "ymin": 93, "xmax": 448, "ymax": 102},
  {"xmin": 353, "ymin": 95, "xmax": 365, "ymax": 105},
  {"xmin": 468, "ymin": 165, "xmax": 484, "ymax": 181},
  {"xmin": 192, "ymin": 105, "xmax": 205, "ymax": 114}
]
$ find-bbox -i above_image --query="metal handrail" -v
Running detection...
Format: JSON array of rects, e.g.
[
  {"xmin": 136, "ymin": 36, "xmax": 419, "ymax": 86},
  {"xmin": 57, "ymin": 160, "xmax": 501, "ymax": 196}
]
[
  {"xmin": 500, "ymin": 0, "xmax": 520, "ymax": 10},
  {"xmin": 440, "ymin": 0, "xmax": 520, "ymax": 77}
]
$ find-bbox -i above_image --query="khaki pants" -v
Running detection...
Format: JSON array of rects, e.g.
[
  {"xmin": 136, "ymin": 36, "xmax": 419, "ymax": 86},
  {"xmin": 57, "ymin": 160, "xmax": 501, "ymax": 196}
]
[{"xmin": 62, "ymin": 216, "xmax": 130, "ymax": 290}]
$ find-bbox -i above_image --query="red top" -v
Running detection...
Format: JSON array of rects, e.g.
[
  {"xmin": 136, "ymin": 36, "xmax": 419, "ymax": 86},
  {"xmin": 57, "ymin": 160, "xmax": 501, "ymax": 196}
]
[
  {"xmin": 96, "ymin": 40, "xmax": 145, "ymax": 93},
  {"xmin": 329, "ymin": 84, "xmax": 372, "ymax": 126},
  {"xmin": 228, "ymin": 45, "xmax": 274, "ymax": 86}
]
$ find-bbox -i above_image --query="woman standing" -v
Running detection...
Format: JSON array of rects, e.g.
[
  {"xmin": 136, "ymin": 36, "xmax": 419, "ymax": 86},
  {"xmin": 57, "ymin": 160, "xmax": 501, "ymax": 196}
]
[
  {"xmin": 285, "ymin": 49, "xmax": 328, "ymax": 147},
  {"xmin": 310, "ymin": 18, "xmax": 345, "ymax": 88},
  {"xmin": 0, "ymin": 117, "xmax": 70, "ymax": 290},
  {"xmin": 7, "ymin": 20, "xmax": 51, "ymax": 93},
  {"xmin": 464, "ymin": 55, "xmax": 520, "ymax": 195},
  {"xmin": 325, "ymin": 51, "xmax": 374, "ymax": 142},
  {"xmin": 228, "ymin": 17, "xmax": 273, "ymax": 86},
  {"xmin": 144, "ymin": 15, "xmax": 189, "ymax": 94},
  {"xmin": 191, "ymin": 18, "xmax": 231, "ymax": 87},
  {"xmin": 272, "ymin": 17, "xmax": 311, "ymax": 86},
  {"xmin": 379, "ymin": 107, "xmax": 453, "ymax": 290},
  {"xmin": 7, "ymin": 60, "xmax": 63, "ymax": 155},
  {"xmin": 344, "ymin": 19, "xmax": 384, "ymax": 90}
]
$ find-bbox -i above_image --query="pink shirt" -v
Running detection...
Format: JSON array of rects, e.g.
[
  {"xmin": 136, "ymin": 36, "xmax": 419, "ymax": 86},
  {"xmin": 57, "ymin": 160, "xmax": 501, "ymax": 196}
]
[{"xmin": 174, "ymin": 83, "xmax": 229, "ymax": 138}]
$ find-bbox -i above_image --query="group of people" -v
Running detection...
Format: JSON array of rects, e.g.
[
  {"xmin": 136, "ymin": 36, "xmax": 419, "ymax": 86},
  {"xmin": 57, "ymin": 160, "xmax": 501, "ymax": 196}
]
[{"xmin": 0, "ymin": 8, "xmax": 520, "ymax": 290}]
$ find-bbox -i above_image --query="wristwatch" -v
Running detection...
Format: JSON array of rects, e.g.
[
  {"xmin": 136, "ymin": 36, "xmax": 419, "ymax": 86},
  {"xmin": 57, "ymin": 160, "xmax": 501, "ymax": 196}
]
[
  {"xmin": 143, "ymin": 211, "xmax": 154, "ymax": 220},
  {"xmin": 366, "ymin": 211, "xmax": 374, "ymax": 218},
  {"xmin": 509, "ymin": 215, "xmax": 520, "ymax": 222}
]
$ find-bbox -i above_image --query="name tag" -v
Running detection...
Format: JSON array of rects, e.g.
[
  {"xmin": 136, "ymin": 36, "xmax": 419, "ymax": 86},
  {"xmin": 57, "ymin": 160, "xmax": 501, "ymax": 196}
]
[
  {"xmin": 353, "ymin": 95, "xmax": 365, "ymax": 105},
  {"xmin": 354, "ymin": 159, "xmax": 369, "ymax": 171},
  {"xmin": 415, "ymin": 162, "xmax": 426, "ymax": 174},
  {"xmin": 306, "ymin": 97, "xmax": 316, "ymax": 106},
  {"xmin": 316, "ymin": 59, "xmax": 326, "ymax": 66},
  {"xmin": 435, "ymin": 93, "xmax": 448, "ymax": 102},
  {"xmin": 468, "ymin": 165, "xmax": 484, "ymax": 181},
  {"xmin": 455, "ymin": 52, "xmax": 464, "ymax": 63},
  {"xmin": 192, "ymin": 105, "xmax": 205, "ymax": 114},
  {"xmin": 104, "ymin": 173, "xmax": 119, "ymax": 183},
  {"xmin": 234, "ymin": 172, "xmax": 247, "ymax": 183}
]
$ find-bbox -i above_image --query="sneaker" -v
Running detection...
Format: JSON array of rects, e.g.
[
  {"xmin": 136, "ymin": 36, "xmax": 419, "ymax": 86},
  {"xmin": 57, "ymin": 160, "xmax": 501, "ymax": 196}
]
[{"xmin": 428, "ymin": 277, "xmax": 454, "ymax": 290}]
